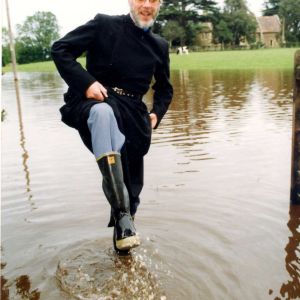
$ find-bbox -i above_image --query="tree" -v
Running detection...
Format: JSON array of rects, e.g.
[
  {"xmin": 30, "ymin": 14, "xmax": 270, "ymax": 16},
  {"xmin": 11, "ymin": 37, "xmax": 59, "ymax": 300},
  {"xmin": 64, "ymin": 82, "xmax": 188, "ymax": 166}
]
[
  {"xmin": 15, "ymin": 11, "xmax": 60, "ymax": 64},
  {"xmin": 223, "ymin": 0, "xmax": 257, "ymax": 46},
  {"xmin": 279, "ymin": 0, "xmax": 300, "ymax": 42},
  {"xmin": 154, "ymin": 0, "xmax": 219, "ymax": 45},
  {"xmin": 224, "ymin": 0, "xmax": 247, "ymax": 12},
  {"xmin": 214, "ymin": 20, "xmax": 233, "ymax": 48},
  {"xmin": 2, "ymin": 27, "xmax": 11, "ymax": 66},
  {"xmin": 161, "ymin": 20, "xmax": 185, "ymax": 46},
  {"xmin": 262, "ymin": 0, "xmax": 280, "ymax": 16}
]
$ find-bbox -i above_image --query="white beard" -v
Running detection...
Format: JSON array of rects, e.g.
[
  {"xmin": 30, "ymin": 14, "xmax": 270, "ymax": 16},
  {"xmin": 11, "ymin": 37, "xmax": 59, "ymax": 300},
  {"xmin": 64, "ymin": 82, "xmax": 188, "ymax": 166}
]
[{"xmin": 129, "ymin": 8, "xmax": 160, "ymax": 30}]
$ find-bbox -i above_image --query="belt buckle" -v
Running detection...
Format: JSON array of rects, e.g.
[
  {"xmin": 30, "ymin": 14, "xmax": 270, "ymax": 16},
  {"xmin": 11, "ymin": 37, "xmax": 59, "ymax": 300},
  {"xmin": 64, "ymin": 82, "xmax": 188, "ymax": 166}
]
[
  {"xmin": 112, "ymin": 87, "xmax": 133, "ymax": 98},
  {"xmin": 113, "ymin": 87, "xmax": 124, "ymax": 95}
]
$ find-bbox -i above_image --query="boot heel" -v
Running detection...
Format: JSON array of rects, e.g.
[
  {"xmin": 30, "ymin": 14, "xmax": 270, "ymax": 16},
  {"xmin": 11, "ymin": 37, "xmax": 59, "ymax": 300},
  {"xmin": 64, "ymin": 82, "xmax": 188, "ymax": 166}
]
[
  {"xmin": 115, "ymin": 235, "xmax": 140, "ymax": 251},
  {"xmin": 113, "ymin": 227, "xmax": 140, "ymax": 254}
]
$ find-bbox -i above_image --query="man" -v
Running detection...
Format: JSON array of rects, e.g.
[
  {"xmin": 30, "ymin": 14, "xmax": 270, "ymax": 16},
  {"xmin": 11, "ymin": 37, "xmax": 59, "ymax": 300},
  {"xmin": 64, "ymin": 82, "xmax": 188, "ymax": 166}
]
[{"xmin": 51, "ymin": 0, "xmax": 173, "ymax": 253}]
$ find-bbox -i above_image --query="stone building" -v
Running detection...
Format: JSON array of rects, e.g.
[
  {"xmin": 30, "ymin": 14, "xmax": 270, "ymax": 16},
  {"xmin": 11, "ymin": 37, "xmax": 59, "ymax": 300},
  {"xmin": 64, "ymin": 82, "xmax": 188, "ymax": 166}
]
[
  {"xmin": 196, "ymin": 22, "xmax": 213, "ymax": 47},
  {"xmin": 256, "ymin": 15, "xmax": 282, "ymax": 48}
]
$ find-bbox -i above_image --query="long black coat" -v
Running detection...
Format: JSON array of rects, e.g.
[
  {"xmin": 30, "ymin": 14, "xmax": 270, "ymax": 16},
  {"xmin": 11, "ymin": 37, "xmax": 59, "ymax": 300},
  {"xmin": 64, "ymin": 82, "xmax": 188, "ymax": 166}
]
[
  {"xmin": 51, "ymin": 14, "xmax": 173, "ymax": 216},
  {"xmin": 51, "ymin": 13, "xmax": 173, "ymax": 128}
]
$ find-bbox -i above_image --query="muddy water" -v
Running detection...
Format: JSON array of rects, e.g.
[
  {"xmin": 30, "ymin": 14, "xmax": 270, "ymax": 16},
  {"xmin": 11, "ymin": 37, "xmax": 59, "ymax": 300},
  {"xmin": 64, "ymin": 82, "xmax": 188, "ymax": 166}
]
[{"xmin": 1, "ymin": 69, "xmax": 298, "ymax": 300}]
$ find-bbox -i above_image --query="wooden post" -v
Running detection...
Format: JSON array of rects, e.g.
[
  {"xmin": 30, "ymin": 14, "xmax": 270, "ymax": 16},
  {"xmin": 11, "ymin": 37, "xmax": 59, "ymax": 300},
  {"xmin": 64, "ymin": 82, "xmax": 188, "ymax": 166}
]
[
  {"xmin": 290, "ymin": 50, "xmax": 300, "ymax": 204},
  {"xmin": 5, "ymin": 0, "xmax": 18, "ymax": 81}
]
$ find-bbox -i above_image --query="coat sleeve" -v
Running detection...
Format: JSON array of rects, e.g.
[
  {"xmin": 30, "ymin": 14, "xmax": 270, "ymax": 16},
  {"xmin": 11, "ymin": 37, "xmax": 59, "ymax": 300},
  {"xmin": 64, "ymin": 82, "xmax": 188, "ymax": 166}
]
[
  {"xmin": 51, "ymin": 15, "xmax": 101, "ymax": 95},
  {"xmin": 150, "ymin": 41, "xmax": 173, "ymax": 129}
]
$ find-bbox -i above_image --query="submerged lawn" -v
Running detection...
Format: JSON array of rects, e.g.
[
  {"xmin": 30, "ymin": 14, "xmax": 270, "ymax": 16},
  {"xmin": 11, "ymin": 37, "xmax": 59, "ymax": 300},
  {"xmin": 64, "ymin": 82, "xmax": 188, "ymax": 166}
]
[{"xmin": 2, "ymin": 48, "xmax": 297, "ymax": 73}]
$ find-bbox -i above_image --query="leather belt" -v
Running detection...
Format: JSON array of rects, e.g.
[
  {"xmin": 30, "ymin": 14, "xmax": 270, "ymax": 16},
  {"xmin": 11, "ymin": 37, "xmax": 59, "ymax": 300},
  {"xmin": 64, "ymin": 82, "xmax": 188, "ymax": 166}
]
[{"xmin": 110, "ymin": 87, "xmax": 142, "ymax": 100}]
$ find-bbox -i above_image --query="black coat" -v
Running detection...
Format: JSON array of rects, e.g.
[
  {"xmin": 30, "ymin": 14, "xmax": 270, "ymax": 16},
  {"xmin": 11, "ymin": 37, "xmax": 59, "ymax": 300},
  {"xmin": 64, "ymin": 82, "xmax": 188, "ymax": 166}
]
[
  {"xmin": 51, "ymin": 14, "xmax": 173, "ymax": 216},
  {"xmin": 51, "ymin": 13, "xmax": 173, "ymax": 128}
]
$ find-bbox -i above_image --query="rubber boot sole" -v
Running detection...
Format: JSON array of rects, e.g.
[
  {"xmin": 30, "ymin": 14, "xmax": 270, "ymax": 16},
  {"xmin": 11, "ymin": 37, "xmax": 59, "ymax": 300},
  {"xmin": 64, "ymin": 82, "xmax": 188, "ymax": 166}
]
[{"xmin": 115, "ymin": 235, "xmax": 140, "ymax": 251}]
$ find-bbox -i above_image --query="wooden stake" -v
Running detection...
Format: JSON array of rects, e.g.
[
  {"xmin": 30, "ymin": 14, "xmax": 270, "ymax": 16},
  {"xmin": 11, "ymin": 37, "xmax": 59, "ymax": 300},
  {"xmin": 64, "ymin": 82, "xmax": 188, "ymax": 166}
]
[
  {"xmin": 5, "ymin": 0, "xmax": 18, "ymax": 81},
  {"xmin": 290, "ymin": 50, "xmax": 300, "ymax": 204}
]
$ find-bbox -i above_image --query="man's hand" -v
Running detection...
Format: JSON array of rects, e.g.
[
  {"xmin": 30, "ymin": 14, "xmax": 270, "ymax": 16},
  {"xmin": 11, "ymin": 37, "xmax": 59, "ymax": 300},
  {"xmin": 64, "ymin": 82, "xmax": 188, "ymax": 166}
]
[
  {"xmin": 86, "ymin": 81, "xmax": 108, "ymax": 101},
  {"xmin": 149, "ymin": 113, "xmax": 157, "ymax": 129}
]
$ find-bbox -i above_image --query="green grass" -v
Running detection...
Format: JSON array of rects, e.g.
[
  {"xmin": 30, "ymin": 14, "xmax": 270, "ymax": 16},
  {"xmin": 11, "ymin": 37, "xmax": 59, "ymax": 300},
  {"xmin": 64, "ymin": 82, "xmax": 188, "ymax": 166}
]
[
  {"xmin": 2, "ymin": 57, "xmax": 86, "ymax": 73},
  {"xmin": 170, "ymin": 48, "xmax": 298, "ymax": 70},
  {"xmin": 2, "ymin": 48, "xmax": 298, "ymax": 73},
  {"xmin": 2, "ymin": 59, "xmax": 58, "ymax": 72}
]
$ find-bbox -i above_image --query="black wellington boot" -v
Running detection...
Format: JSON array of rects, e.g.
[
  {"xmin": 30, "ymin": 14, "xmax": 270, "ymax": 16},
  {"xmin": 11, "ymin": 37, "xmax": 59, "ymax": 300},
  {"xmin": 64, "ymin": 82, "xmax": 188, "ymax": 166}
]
[{"xmin": 97, "ymin": 152, "xmax": 140, "ymax": 251}]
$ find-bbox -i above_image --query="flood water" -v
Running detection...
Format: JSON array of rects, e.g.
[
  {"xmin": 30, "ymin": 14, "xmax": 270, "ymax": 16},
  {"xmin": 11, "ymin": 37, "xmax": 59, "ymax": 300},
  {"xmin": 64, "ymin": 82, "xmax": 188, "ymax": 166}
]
[{"xmin": 1, "ymin": 69, "xmax": 299, "ymax": 300}]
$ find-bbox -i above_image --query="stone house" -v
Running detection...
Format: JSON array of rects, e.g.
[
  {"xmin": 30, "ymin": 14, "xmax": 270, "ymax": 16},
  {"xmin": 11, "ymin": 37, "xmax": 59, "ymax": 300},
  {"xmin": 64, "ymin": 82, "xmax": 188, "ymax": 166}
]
[
  {"xmin": 196, "ymin": 22, "xmax": 213, "ymax": 47},
  {"xmin": 256, "ymin": 15, "xmax": 282, "ymax": 48}
]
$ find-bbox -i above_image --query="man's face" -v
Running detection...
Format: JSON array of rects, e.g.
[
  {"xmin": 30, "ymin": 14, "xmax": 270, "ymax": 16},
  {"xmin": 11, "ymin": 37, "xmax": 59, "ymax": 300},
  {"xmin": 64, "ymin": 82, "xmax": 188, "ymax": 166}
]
[{"xmin": 128, "ymin": 0, "xmax": 161, "ymax": 29}]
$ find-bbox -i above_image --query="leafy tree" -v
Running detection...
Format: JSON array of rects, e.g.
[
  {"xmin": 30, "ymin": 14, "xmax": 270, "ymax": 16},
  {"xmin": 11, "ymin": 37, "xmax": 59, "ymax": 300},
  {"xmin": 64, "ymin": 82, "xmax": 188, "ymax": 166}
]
[
  {"xmin": 2, "ymin": 27, "xmax": 11, "ymax": 66},
  {"xmin": 279, "ymin": 0, "xmax": 300, "ymax": 42},
  {"xmin": 223, "ymin": 0, "xmax": 257, "ymax": 46},
  {"xmin": 155, "ymin": 0, "xmax": 219, "ymax": 45},
  {"xmin": 224, "ymin": 0, "xmax": 247, "ymax": 12},
  {"xmin": 214, "ymin": 20, "xmax": 233, "ymax": 48},
  {"xmin": 15, "ymin": 11, "xmax": 60, "ymax": 64},
  {"xmin": 262, "ymin": 0, "xmax": 280, "ymax": 16},
  {"xmin": 161, "ymin": 20, "xmax": 185, "ymax": 46}
]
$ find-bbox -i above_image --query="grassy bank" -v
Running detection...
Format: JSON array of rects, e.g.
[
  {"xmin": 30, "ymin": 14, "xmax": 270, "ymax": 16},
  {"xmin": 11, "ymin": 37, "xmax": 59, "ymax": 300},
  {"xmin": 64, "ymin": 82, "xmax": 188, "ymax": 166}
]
[{"xmin": 2, "ymin": 48, "xmax": 298, "ymax": 73}]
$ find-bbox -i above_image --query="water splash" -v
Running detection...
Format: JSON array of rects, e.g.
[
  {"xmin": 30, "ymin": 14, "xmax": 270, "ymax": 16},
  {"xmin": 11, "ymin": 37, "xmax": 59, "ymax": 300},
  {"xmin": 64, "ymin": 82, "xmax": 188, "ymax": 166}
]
[{"xmin": 56, "ymin": 239, "xmax": 169, "ymax": 300}]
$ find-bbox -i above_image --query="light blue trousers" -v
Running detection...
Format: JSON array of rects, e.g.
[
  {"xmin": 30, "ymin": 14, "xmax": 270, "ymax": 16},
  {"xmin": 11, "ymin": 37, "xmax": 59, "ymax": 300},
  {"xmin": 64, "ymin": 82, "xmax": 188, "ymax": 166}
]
[{"xmin": 87, "ymin": 103, "xmax": 125, "ymax": 160}]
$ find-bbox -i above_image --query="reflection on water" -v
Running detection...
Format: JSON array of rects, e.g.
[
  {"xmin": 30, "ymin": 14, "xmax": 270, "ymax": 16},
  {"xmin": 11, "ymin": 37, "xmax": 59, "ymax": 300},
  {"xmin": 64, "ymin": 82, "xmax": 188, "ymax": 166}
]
[
  {"xmin": 8, "ymin": 77, "xmax": 35, "ymax": 209},
  {"xmin": 1, "ymin": 261, "xmax": 9, "ymax": 300},
  {"xmin": 1, "ymin": 259, "xmax": 40, "ymax": 300},
  {"xmin": 1, "ymin": 274, "xmax": 41, "ymax": 300},
  {"xmin": 144, "ymin": 69, "xmax": 292, "ymax": 165},
  {"xmin": 15, "ymin": 275, "xmax": 40, "ymax": 300},
  {"xmin": 18, "ymin": 96, "xmax": 35, "ymax": 210},
  {"xmin": 1, "ymin": 69, "xmax": 294, "ymax": 299},
  {"xmin": 277, "ymin": 205, "xmax": 300, "ymax": 299}
]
